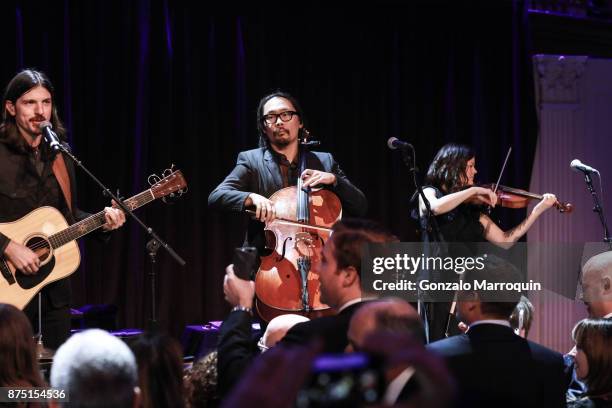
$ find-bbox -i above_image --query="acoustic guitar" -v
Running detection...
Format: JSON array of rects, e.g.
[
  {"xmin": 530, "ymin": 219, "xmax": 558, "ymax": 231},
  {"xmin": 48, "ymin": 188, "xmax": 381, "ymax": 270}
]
[{"xmin": 0, "ymin": 169, "xmax": 187, "ymax": 309}]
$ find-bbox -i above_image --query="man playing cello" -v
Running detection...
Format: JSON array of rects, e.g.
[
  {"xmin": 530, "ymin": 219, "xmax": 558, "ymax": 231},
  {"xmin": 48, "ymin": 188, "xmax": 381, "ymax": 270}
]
[{"xmin": 208, "ymin": 90, "xmax": 367, "ymax": 251}]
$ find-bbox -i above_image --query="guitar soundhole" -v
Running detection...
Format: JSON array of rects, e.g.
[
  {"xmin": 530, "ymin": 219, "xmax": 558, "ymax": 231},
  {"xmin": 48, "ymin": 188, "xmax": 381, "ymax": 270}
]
[
  {"xmin": 26, "ymin": 236, "xmax": 52, "ymax": 264},
  {"xmin": 14, "ymin": 236, "xmax": 55, "ymax": 290}
]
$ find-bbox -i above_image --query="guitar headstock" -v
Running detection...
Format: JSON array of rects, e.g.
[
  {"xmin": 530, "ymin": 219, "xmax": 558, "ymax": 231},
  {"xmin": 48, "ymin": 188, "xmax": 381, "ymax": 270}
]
[{"xmin": 148, "ymin": 165, "xmax": 188, "ymax": 201}]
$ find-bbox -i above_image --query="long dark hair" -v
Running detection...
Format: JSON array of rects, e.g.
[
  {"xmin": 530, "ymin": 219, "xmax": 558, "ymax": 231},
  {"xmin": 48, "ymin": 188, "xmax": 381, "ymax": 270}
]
[
  {"xmin": 425, "ymin": 143, "xmax": 475, "ymax": 193},
  {"xmin": 0, "ymin": 69, "xmax": 66, "ymax": 154},
  {"xmin": 572, "ymin": 318, "xmax": 612, "ymax": 398},
  {"xmin": 130, "ymin": 332, "xmax": 185, "ymax": 408},
  {"xmin": 0, "ymin": 303, "xmax": 46, "ymax": 387},
  {"xmin": 256, "ymin": 90, "xmax": 306, "ymax": 148}
]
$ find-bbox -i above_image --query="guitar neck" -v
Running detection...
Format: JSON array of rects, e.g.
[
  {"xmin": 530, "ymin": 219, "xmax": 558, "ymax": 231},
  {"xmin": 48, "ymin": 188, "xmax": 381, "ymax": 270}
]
[{"xmin": 49, "ymin": 189, "xmax": 155, "ymax": 249}]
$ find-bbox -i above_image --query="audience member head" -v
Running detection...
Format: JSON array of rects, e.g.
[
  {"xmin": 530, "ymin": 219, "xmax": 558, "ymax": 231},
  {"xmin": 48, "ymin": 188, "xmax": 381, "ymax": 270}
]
[
  {"xmin": 581, "ymin": 251, "xmax": 612, "ymax": 318},
  {"xmin": 347, "ymin": 298, "xmax": 421, "ymax": 352},
  {"xmin": 509, "ymin": 295, "xmax": 534, "ymax": 338},
  {"xmin": 571, "ymin": 318, "xmax": 612, "ymax": 399},
  {"xmin": 50, "ymin": 329, "xmax": 140, "ymax": 408},
  {"xmin": 184, "ymin": 351, "xmax": 219, "ymax": 408},
  {"xmin": 0, "ymin": 303, "xmax": 45, "ymax": 387},
  {"xmin": 456, "ymin": 255, "xmax": 522, "ymax": 326},
  {"xmin": 259, "ymin": 314, "xmax": 310, "ymax": 352},
  {"xmin": 317, "ymin": 219, "xmax": 398, "ymax": 309},
  {"xmin": 130, "ymin": 331, "xmax": 185, "ymax": 408}
]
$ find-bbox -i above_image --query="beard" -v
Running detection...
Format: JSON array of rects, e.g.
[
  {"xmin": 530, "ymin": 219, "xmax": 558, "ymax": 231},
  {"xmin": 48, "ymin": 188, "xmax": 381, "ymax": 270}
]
[
  {"xmin": 269, "ymin": 129, "xmax": 293, "ymax": 148},
  {"xmin": 271, "ymin": 137, "xmax": 291, "ymax": 148}
]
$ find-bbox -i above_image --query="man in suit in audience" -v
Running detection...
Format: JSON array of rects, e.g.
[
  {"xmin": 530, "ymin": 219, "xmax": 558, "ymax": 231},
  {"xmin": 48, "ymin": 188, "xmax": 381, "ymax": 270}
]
[
  {"xmin": 347, "ymin": 298, "xmax": 426, "ymax": 405},
  {"xmin": 278, "ymin": 219, "xmax": 398, "ymax": 352},
  {"xmin": 427, "ymin": 255, "xmax": 568, "ymax": 408},
  {"xmin": 217, "ymin": 265, "xmax": 309, "ymax": 397}
]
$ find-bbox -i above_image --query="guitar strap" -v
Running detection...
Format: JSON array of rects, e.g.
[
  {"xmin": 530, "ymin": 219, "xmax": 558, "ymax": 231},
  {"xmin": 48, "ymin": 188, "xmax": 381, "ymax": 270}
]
[{"xmin": 51, "ymin": 153, "xmax": 73, "ymax": 213}]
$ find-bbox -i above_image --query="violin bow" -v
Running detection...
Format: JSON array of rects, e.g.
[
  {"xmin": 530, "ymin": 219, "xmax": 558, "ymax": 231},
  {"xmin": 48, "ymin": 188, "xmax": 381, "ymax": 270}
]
[{"xmin": 492, "ymin": 146, "xmax": 513, "ymax": 194}]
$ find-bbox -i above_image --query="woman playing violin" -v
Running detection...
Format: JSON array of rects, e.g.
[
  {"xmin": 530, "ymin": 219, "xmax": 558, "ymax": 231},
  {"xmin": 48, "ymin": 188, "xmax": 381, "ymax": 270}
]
[
  {"xmin": 419, "ymin": 143, "xmax": 557, "ymax": 249},
  {"xmin": 417, "ymin": 143, "xmax": 558, "ymax": 342}
]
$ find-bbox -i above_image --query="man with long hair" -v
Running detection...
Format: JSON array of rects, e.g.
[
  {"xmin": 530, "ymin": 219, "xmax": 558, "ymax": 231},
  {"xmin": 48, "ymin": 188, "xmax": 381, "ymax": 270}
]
[
  {"xmin": 208, "ymin": 90, "xmax": 367, "ymax": 250},
  {"xmin": 0, "ymin": 69, "xmax": 125, "ymax": 349}
]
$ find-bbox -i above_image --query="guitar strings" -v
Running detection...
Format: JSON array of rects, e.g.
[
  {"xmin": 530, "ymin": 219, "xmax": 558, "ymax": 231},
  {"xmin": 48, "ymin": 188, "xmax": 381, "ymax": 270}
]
[
  {"xmin": 21, "ymin": 190, "xmax": 155, "ymax": 252},
  {"xmin": 25, "ymin": 213, "xmax": 106, "ymax": 252}
]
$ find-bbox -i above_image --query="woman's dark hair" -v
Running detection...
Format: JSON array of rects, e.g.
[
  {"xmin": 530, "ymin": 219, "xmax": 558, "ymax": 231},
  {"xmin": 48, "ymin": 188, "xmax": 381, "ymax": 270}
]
[
  {"xmin": 0, "ymin": 68, "xmax": 66, "ymax": 154},
  {"xmin": 572, "ymin": 318, "xmax": 612, "ymax": 398},
  {"xmin": 256, "ymin": 90, "xmax": 305, "ymax": 148},
  {"xmin": 425, "ymin": 143, "xmax": 475, "ymax": 193},
  {"xmin": 130, "ymin": 331, "xmax": 185, "ymax": 408},
  {"xmin": 0, "ymin": 303, "xmax": 46, "ymax": 387}
]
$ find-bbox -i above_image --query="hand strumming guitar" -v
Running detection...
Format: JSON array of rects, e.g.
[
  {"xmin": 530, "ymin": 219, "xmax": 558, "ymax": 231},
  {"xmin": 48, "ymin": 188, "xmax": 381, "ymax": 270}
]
[{"xmin": 4, "ymin": 240, "xmax": 40, "ymax": 275}]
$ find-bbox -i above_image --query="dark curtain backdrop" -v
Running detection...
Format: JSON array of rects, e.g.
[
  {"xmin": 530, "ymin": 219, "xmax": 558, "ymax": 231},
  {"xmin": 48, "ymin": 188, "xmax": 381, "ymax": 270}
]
[{"xmin": 1, "ymin": 0, "xmax": 537, "ymax": 338}]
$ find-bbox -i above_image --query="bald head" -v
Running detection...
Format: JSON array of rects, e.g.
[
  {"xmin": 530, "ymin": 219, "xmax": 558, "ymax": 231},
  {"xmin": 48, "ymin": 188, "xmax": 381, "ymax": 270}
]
[
  {"xmin": 581, "ymin": 252, "xmax": 612, "ymax": 318},
  {"xmin": 261, "ymin": 314, "xmax": 310, "ymax": 349},
  {"xmin": 347, "ymin": 298, "xmax": 420, "ymax": 351}
]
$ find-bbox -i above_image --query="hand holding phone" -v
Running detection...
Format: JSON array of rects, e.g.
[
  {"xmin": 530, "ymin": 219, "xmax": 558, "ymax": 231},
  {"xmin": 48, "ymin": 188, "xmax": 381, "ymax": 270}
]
[{"xmin": 232, "ymin": 246, "xmax": 258, "ymax": 281}]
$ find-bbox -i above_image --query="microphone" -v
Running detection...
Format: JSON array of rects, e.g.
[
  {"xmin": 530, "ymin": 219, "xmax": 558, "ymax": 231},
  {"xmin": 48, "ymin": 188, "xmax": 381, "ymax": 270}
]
[
  {"xmin": 39, "ymin": 121, "xmax": 62, "ymax": 153},
  {"xmin": 387, "ymin": 137, "xmax": 413, "ymax": 150},
  {"xmin": 570, "ymin": 159, "xmax": 599, "ymax": 175}
]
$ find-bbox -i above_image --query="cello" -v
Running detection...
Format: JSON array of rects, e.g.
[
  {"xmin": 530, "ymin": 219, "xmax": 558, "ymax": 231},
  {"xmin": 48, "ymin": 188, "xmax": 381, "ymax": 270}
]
[{"xmin": 254, "ymin": 132, "xmax": 341, "ymax": 322}]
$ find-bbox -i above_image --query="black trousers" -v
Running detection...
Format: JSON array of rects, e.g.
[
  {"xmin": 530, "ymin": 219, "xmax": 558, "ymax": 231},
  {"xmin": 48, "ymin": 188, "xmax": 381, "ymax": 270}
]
[{"xmin": 24, "ymin": 290, "xmax": 71, "ymax": 351}]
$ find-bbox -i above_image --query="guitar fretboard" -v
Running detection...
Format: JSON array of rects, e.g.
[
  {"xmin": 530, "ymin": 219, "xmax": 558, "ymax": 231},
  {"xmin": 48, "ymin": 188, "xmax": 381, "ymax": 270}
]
[{"xmin": 48, "ymin": 189, "xmax": 155, "ymax": 249}]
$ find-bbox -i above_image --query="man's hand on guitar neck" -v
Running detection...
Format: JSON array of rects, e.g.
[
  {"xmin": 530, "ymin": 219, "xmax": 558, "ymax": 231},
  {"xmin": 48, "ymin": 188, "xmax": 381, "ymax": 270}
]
[
  {"xmin": 101, "ymin": 200, "xmax": 127, "ymax": 231},
  {"xmin": 4, "ymin": 240, "xmax": 40, "ymax": 275}
]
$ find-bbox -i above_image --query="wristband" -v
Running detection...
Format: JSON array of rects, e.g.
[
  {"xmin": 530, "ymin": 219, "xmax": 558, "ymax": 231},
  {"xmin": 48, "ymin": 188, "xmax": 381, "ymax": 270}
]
[{"xmin": 231, "ymin": 306, "xmax": 253, "ymax": 315}]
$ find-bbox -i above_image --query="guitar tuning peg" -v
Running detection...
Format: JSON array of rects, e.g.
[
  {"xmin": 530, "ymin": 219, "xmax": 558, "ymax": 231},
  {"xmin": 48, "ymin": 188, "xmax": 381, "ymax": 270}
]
[
  {"xmin": 162, "ymin": 192, "xmax": 178, "ymax": 204},
  {"xmin": 162, "ymin": 185, "xmax": 187, "ymax": 204},
  {"xmin": 162, "ymin": 164, "xmax": 176, "ymax": 178},
  {"xmin": 147, "ymin": 173, "xmax": 161, "ymax": 186}
]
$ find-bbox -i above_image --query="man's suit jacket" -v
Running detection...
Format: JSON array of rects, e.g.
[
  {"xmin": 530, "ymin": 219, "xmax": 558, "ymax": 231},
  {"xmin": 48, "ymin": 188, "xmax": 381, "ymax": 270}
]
[
  {"xmin": 208, "ymin": 147, "xmax": 367, "ymax": 249},
  {"xmin": 278, "ymin": 301, "xmax": 364, "ymax": 353},
  {"xmin": 216, "ymin": 310, "xmax": 260, "ymax": 397},
  {"xmin": 427, "ymin": 323, "xmax": 568, "ymax": 408}
]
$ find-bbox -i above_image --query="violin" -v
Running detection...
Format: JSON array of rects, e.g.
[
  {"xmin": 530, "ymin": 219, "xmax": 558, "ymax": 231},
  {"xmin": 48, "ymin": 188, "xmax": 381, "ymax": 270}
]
[{"xmin": 481, "ymin": 183, "xmax": 573, "ymax": 214}]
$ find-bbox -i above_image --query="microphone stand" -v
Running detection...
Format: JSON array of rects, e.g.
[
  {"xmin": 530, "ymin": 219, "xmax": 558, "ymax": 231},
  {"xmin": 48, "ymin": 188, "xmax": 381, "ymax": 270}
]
[
  {"xmin": 55, "ymin": 144, "xmax": 186, "ymax": 331},
  {"xmin": 582, "ymin": 172, "xmax": 612, "ymax": 249},
  {"xmin": 35, "ymin": 292, "xmax": 45, "ymax": 357},
  {"xmin": 399, "ymin": 145, "xmax": 442, "ymax": 344},
  {"xmin": 146, "ymin": 239, "xmax": 162, "ymax": 330}
]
